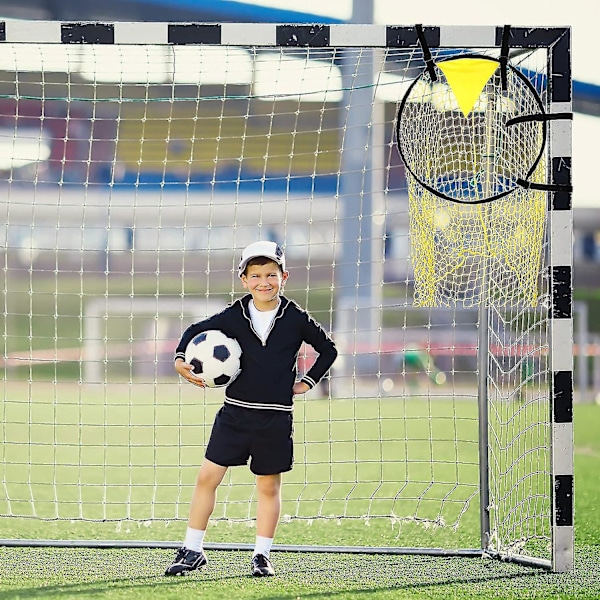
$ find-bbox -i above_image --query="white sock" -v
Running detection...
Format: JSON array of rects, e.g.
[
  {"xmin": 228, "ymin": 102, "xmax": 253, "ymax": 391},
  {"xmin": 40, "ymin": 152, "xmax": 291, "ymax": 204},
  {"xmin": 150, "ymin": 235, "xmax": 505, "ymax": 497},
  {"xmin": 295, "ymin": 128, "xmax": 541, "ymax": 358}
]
[
  {"xmin": 183, "ymin": 527, "xmax": 206, "ymax": 553},
  {"xmin": 253, "ymin": 535, "xmax": 273, "ymax": 558}
]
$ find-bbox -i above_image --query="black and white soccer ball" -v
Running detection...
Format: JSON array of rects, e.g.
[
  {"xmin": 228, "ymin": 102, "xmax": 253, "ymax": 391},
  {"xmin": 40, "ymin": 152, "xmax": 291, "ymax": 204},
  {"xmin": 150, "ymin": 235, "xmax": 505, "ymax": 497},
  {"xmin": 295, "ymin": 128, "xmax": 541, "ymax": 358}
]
[{"xmin": 184, "ymin": 330, "xmax": 242, "ymax": 388}]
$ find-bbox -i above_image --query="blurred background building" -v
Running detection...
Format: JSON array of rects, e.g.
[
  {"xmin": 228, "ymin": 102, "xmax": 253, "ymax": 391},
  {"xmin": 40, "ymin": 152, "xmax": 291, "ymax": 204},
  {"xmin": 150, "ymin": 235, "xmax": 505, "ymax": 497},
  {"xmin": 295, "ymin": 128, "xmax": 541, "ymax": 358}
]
[
  {"xmin": 0, "ymin": 0, "xmax": 597, "ymax": 283},
  {"xmin": 0, "ymin": 1, "xmax": 598, "ymax": 395}
]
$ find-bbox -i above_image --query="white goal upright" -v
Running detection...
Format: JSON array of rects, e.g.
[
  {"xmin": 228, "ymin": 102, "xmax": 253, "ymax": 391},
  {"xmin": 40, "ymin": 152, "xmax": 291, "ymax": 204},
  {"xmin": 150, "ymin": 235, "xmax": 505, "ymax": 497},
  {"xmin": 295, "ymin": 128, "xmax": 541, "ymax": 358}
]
[{"xmin": 0, "ymin": 21, "xmax": 573, "ymax": 571}]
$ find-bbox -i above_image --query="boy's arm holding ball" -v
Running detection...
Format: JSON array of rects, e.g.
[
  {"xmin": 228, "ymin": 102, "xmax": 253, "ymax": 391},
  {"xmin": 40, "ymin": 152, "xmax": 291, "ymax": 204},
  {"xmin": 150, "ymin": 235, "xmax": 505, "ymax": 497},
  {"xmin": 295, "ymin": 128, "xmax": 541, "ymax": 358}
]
[{"xmin": 175, "ymin": 357, "xmax": 206, "ymax": 388}]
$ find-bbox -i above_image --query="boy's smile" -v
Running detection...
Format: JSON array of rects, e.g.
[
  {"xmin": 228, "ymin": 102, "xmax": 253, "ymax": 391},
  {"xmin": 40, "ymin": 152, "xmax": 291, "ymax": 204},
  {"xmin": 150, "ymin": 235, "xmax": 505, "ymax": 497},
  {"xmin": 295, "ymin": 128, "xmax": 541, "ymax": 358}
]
[{"xmin": 241, "ymin": 261, "xmax": 288, "ymax": 311}]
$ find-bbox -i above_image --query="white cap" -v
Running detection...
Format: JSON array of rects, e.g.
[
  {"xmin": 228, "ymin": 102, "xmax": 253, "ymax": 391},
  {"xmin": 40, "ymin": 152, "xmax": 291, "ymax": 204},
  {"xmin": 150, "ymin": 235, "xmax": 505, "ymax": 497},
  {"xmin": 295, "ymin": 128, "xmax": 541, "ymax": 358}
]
[{"xmin": 238, "ymin": 241, "xmax": 286, "ymax": 277}]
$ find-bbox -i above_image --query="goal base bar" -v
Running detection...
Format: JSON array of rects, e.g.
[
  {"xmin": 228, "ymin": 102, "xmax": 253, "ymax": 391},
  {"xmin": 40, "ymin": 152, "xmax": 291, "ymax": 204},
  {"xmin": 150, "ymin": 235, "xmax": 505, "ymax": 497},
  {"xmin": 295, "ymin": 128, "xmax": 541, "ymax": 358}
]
[
  {"xmin": 0, "ymin": 538, "xmax": 481, "ymax": 555},
  {"xmin": 0, "ymin": 538, "xmax": 552, "ymax": 568}
]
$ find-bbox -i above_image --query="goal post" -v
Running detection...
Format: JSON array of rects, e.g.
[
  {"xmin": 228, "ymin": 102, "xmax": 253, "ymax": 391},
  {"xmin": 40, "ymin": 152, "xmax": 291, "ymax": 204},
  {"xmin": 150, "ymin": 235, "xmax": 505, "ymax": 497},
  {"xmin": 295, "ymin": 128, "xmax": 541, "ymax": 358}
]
[{"xmin": 0, "ymin": 20, "xmax": 573, "ymax": 571}]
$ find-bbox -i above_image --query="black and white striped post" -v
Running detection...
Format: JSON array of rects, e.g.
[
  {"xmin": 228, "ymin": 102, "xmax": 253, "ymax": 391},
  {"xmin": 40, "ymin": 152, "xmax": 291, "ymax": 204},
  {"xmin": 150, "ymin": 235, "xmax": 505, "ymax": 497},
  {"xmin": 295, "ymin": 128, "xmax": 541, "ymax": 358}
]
[{"xmin": 547, "ymin": 29, "xmax": 575, "ymax": 574}]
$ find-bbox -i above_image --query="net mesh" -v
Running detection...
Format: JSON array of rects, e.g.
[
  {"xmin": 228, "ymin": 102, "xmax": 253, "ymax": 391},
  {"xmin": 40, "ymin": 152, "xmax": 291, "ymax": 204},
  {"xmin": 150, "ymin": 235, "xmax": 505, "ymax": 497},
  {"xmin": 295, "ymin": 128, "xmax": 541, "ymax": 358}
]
[{"xmin": 0, "ymin": 39, "xmax": 554, "ymax": 562}]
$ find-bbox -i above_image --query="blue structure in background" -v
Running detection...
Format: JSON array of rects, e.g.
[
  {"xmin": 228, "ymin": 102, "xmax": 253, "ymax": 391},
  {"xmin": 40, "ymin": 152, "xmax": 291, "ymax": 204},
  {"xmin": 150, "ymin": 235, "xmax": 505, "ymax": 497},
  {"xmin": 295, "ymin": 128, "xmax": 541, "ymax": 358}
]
[
  {"xmin": 135, "ymin": 0, "xmax": 344, "ymax": 24},
  {"xmin": 115, "ymin": 172, "xmax": 340, "ymax": 195}
]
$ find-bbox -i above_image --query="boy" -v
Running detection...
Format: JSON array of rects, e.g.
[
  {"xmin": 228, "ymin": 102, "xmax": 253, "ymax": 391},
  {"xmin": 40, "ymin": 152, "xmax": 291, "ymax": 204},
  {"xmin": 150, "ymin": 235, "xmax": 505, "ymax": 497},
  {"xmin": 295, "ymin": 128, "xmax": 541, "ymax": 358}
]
[{"xmin": 165, "ymin": 241, "xmax": 337, "ymax": 577}]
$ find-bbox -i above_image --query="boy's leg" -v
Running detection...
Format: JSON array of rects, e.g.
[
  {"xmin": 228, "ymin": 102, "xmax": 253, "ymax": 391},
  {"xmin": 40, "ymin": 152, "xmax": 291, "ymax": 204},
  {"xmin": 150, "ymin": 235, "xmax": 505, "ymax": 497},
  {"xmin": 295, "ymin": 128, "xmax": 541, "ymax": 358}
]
[
  {"xmin": 251, "ymin": 473, "xmax": 281, "ymax": 576},
  {"xmin": 165, "ymin": 459, "xmax": 228, "ymax": 576},
  {"xmin": 188, "ymin": 458, "xmax": 228, "ymax": 530},
  {"xmin": 255, "ymin": 473, "xmax": 282, "ymax": 539}
]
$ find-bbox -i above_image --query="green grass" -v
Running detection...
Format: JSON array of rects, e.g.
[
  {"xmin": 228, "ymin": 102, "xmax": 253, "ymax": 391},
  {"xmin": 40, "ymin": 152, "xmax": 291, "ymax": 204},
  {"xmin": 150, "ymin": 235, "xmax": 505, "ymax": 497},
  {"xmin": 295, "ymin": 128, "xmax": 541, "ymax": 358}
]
[
  {"xmin": 1, "ymin": 382, "xmax": 482, "ymax": 541},
  {"xmin": 0, "ymin": 546, "xmax": 599, "ymax": 600},
  {"xmin": 0, "ymin": 388, "xmax": 598, "ymax": 599}
]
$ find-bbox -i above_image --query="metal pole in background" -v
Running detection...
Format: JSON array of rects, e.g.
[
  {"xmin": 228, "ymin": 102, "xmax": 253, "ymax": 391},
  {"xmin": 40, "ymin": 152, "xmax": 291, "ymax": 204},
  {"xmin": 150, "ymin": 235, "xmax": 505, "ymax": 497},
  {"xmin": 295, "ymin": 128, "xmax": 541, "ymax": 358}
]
[
  {"xmin": 476, "ymin": 91, "xmax": 496, "ymax": 552},
  {"xmin": 335, "ymin": 0, "xmax": 385, "ymax": 385},
  {"xmin": 477, "ymin": 298, "xmax": 491, "ymax": 550},
  {"xmin": 574, "ymin": 301, "xmax": 589, "ymax": 402}
]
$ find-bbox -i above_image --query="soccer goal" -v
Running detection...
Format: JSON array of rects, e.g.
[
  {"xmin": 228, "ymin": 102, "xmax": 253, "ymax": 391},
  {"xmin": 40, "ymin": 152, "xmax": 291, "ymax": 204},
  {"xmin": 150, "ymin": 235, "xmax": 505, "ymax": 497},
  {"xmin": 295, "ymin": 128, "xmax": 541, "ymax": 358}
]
[{"xmin": 0, "ymin": 21, "xmax": 573, "ymax": 571}]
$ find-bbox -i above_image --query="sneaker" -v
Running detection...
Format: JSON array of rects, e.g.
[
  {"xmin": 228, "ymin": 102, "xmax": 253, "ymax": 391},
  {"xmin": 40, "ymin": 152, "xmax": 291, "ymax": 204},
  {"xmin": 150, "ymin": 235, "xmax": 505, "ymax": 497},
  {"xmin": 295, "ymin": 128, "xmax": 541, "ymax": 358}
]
[
  {"xmin": 251, "ymin": 553, "xmax": 275, "ymax": 577},
  {"xmin": 164, "ymin": 547, "xmax": 207, "ymax": 576}
]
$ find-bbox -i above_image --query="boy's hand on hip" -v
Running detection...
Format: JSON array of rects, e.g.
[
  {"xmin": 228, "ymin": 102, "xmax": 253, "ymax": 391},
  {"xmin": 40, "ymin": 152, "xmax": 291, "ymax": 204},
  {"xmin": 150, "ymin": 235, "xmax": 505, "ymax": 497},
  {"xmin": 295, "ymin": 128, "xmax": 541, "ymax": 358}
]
[{"xmin": 292, "ymin": 381, "xmax": 310, "ymax": 395}]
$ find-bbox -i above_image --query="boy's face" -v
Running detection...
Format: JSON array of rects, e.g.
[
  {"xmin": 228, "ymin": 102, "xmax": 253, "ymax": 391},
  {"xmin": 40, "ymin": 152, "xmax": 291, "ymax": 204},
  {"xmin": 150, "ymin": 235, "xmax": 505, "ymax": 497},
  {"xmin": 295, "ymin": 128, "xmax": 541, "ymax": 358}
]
[{"xmin": 241, "ymin": 260, "xmax": 288, "ymax": 309}]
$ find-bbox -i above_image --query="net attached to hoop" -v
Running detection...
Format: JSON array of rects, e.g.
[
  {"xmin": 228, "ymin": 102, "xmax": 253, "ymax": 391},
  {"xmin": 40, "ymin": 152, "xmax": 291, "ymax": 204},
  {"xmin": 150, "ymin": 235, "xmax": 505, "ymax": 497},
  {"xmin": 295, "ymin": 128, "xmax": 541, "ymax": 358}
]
[{"xmin": 397, "ymin": 55, "xmax": 548, "ymax": 308}]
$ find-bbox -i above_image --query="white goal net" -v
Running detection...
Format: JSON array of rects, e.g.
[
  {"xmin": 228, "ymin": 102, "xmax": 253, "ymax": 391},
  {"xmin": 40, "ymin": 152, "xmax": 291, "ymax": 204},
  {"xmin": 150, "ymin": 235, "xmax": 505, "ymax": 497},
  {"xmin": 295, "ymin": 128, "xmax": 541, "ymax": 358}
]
[{"xmin": 0, "ymin": 22, "xmax": 573, "ymax": 571}]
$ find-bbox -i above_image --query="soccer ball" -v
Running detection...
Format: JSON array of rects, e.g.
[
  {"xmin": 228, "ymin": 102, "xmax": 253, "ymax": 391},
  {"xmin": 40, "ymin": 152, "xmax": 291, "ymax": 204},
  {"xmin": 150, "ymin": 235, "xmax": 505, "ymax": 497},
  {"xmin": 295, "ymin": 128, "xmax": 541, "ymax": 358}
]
[{"xmin": 184, "ymin": 330, "xmax": 242, "ymax": 388}]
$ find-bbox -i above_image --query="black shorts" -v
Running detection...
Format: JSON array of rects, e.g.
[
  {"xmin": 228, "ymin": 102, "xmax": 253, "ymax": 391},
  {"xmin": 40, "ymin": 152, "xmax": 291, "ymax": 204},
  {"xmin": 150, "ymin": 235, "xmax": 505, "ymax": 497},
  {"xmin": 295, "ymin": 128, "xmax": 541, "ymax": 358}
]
[{"xmin": 205, "ymin": 403, "xmax": 294, "ymax": 475}]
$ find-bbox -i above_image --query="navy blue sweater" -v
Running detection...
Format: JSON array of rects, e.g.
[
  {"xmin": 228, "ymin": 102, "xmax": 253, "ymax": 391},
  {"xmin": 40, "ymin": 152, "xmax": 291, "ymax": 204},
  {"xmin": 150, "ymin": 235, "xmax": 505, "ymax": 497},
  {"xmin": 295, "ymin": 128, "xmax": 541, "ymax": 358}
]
[{"xmin": 175, "ymin": 294, "xmax": 337, "ymax": 411}]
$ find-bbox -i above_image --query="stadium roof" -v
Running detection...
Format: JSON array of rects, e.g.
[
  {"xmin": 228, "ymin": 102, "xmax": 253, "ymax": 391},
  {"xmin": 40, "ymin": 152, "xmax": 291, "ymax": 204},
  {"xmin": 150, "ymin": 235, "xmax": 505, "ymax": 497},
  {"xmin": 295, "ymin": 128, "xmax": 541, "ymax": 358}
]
[{"xmin": 0, "ymin": 0, "xmax": 598, "ymax": 115}]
